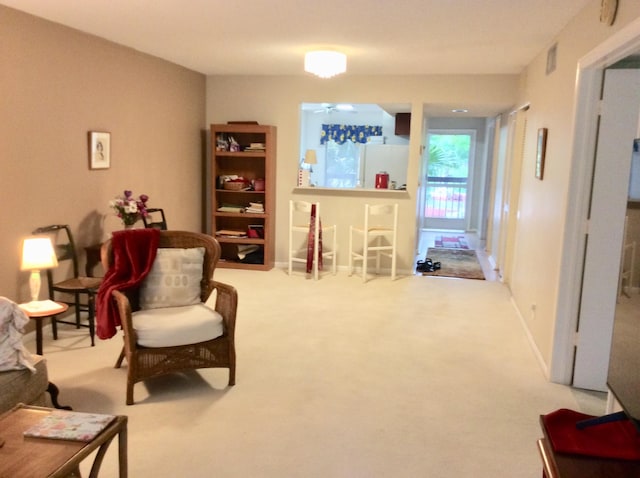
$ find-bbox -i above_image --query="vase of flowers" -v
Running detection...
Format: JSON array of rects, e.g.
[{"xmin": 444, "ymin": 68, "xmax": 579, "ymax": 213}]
[{"xmin": 109, "ymin": 190, "xmax": 149, "ymax": 227}]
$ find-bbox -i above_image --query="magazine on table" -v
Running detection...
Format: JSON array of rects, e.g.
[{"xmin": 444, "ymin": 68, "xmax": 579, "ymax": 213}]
[{"xmin": 23, "ymin": 410, "xmax": 116, "ymax": 442}]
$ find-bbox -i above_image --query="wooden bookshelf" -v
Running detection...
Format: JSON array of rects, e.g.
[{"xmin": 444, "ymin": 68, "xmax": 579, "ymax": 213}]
[{"xmin": 211, "ymin": 123, "xmax": 276, "ymax": 270}]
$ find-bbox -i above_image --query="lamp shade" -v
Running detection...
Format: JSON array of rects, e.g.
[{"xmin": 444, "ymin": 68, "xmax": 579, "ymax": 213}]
[
  {"xmin": 304, "ymin": 149, "xmax": 318, "ymax": 165},
  {"xmin": 304, "ymin": 51, "xmax": 347, "ymax": 79},
  {"xmin": 21, "ymin": 237, "xmax": 58, "ymax": 271}
]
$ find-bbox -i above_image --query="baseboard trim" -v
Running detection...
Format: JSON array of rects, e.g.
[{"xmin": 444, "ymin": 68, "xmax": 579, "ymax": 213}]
[{"xmin": 511, "ymin": 296, "xmax": 550, "ymax": 381}]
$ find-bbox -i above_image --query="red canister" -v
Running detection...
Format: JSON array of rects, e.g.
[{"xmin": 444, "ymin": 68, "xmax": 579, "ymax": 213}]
[{"xmin": 375, "ymin": 172, "xmax": 389, "ymax": 189}]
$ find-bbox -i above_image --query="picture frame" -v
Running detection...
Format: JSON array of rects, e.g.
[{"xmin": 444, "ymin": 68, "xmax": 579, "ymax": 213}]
[
  {"xmin": 89, "ymin": 131, "xmax": 110, "ymax": 170},
  {"xmin": 536, "ymin": 128, "xmax": 548, "ymax": 180}
]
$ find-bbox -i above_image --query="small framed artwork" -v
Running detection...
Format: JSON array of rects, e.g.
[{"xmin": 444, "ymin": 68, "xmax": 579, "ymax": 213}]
[
  {"xmin": 536, "ymin": 128, "xmax": 548, "ymax": 180},
  {"xmin": 89, "ymin": 131, "xmax": 110, "ymax": 170}
]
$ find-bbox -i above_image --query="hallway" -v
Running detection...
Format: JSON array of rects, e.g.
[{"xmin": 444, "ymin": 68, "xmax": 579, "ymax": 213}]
[{"xmin": 416, "ymin": 229, "xmax": 499, "ymax": 281}]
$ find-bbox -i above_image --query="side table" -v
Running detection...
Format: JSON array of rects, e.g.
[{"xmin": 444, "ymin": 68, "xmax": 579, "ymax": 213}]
[
  {"xmin": 19, "ymin": 300, "xmax": 69, "ymax": 355},
  {"xmin": 538, "ymin": 415, "xmax": 640, "ymax": 477},
  {"xmin": 0, "ymin": 404, "xmax": 128, "ymax": 478}
]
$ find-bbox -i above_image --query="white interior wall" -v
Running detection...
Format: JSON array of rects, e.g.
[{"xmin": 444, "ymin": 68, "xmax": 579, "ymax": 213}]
[{"xmin": 511, "ymin": 0, "xmax": 640, "ymax": 379}]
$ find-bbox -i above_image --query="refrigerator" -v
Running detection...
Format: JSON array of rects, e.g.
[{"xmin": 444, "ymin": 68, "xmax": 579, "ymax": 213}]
[{"xmin": 359, "ymin": 144, "xmax": 409, "ymax": 189}]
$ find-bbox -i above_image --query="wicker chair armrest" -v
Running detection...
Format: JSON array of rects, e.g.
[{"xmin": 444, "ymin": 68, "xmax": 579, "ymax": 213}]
[
  {"xmin": 201, "ymin": 279, "xmax": 216, "ymax": 303},
  {"xmin": 112, "ymin": 290, "xmax": 137, "ymax": 348},
  {"xmin": 211, "ymin": 280, "xmax": 238, "ymax": 337}
]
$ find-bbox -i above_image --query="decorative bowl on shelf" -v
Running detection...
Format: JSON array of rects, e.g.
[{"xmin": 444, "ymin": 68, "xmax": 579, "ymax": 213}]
[{"xmin": 223, "ymin": 179, "xmax": 249, "ymax": 191}]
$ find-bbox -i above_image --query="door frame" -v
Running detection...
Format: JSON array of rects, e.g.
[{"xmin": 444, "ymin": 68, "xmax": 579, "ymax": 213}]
[
  {"xmin": 494, "ymin": 106, "xmax": 528, "ymax": 285},
  {"xmin": 552, "ymin": 16, "xmax": 640, "ymax": 384}
]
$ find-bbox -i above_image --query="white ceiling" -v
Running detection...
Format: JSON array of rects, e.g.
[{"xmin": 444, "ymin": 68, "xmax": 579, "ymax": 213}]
[{"xmin": 1, "ymin": 0, "xmax": 592, "ymax": 76}]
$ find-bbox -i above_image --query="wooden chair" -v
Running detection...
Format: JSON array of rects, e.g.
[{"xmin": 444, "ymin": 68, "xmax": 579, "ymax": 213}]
[
  {"xmin": 349, "ymin": 204, "xmax": 398, "ymax": 282},
  {"xmin": 142, "ymin": 208, "xmax": 167, "ymax": 230},
  {"xmin": 32, "ymin": 225, "xmax": 102, "ymax": 346},
  {"xmin": 288, "ymin": 200, "xmax": 337, "ymax": 279},
  {"xmin": 101, "ymin": 230, "xmax": 237, "ymax": 405}
]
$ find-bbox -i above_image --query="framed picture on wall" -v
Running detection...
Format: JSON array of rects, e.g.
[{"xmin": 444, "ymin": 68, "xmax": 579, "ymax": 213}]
[
  {"xmin": 536, "ymin": 128, "xmax": 548, "ymax": 180},
  {"xmin": 89, "ymin": 131, "xmax": 110, "ymax": 170}
]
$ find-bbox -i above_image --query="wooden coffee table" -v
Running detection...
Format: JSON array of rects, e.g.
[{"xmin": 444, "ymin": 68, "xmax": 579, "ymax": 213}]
[{"xmin": 0, "ymin": 404, "xmax": 127, "ymax": 477}]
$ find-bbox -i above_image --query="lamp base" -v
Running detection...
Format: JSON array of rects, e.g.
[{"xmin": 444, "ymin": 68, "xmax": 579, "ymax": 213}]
[{"xmin": 28, "ymin": 270, "xmax": 41, "ymax": 303}]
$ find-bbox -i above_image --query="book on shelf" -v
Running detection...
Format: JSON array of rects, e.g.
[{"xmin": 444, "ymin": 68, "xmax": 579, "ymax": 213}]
[
  {"xmin": 216, "ymin": 229, "xmax": 248, "ymax": 238},
  {"xmin": 244, "ymin": 143, "xmax": 266, "ymax": 152},
  {"xmin": 217, "ymin": 206, "xmax": 245, "ymax": 213},
  {"xmin": 23, "ymin": 410, "xmax": 116, "ymax": 442},
  {"xmin": 245, "ymin": 201, "xmax": 264, "ymax": 213},
  {"xmin": 237, "ymin": 244, "xmax": 260, "ymax": 260}
]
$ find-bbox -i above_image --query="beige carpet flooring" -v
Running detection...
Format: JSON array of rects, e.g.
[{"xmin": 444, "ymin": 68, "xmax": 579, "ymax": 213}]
[{"xmin": 27, "ymin": 268, "xmax": 606, "ymax": 477}]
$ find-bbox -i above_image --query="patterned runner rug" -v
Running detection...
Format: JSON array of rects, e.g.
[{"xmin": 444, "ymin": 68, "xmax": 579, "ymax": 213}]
[
  {"xmin": 420, "ymin": 248, "xmax": 485, "ymax": 280},
  {"xmin": 434, "ymin": 235, "xmax": 469, "ymax": 249}
]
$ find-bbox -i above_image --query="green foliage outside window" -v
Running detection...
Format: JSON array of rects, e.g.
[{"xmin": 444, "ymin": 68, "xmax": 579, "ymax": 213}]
[{"xmin": 428, "ymin": 134, "xmax": 470, "ymax": 178}]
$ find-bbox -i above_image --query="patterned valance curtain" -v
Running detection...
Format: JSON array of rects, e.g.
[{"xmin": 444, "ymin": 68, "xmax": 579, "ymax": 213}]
[{"xmin": 320, "ymin": 124, "xmax": 383, "ymax": 145}]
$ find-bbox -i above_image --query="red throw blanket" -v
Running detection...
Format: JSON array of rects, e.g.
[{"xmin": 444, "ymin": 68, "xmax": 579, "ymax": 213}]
[
  {"xmin": 543, "ymin": 408, "xmax": 640, "ymax": 460},
  {"xmin": 305, "ymin": 204, "xmax": 323, "ymax": 273},
  {"xmin": 96, "ymin": 229, "xmax": 160, "ymax": 339}
]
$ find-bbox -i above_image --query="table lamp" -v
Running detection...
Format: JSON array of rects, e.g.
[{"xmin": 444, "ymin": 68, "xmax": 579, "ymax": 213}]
[{"xmin": 21, "ymin": 236, "xmax": 58, "ymax": 303}]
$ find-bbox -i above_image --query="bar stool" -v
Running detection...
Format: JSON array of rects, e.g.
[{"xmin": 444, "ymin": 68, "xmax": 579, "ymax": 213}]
[
  {"xmin": 288, "ymin": 200, "xmax": 337, "ymax": 280},
  {"xmin": 349, "ymin": 203, "xmax": 398, "ymax": 282}
]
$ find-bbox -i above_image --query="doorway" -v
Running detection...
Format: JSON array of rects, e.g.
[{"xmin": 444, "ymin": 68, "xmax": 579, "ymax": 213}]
[
  {"xmin": 421, "ymin": 130, "xmax": 475, "ymax": 231},
  {"xmin": 553, "ymin": 17, "xmax": 640, "ymax": 390},
  {"xmin": 415, "ymin": 117, "xmax": 497, "ymax": 280}
]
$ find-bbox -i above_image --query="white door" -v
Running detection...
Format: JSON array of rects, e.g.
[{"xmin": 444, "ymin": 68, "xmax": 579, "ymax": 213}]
[
  {"xmin": 573, "ymin": 69, "xmax": 640, "ymax": 391},
  {"xmin": 422, "ymin": 130, "xmax": 475, "ymax": 230},
  {"xmin": 496, "ymin": 107, "xmax": 527, "ymax": 284}
]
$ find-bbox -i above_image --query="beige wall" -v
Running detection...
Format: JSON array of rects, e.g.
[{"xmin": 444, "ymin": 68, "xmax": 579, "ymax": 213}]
[
  {"xmin": 205, "ymin": 75, "xmax": 519, "ymax": 272},
  {"xmin": 0, "ymin": 6, "xmax": 206, "ymax": 304},
  {"xmin": 509, "ymin": 0, "xmax": 640, "ymax": 374}
]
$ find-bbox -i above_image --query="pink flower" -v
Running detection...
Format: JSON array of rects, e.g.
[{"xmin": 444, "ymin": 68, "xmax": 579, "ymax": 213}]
[{"xmin": 109, "ymin": 190, "xmax": 150, "ymax": 226}]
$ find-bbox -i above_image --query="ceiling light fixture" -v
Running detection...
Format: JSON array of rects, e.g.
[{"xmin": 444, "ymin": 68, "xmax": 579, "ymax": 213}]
[
  {"xmin": 452, "ymin": 109, "xmax": 469, "ymax": 113},
  {"xmin": 304, "ymin": 50, "xmax": 347, "ymax": 79}
]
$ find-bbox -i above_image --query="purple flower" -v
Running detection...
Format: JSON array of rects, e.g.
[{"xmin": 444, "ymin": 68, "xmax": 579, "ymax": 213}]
[{"xmin": 110, "ymin": 190, "xmax": 149, "ymax": 226}]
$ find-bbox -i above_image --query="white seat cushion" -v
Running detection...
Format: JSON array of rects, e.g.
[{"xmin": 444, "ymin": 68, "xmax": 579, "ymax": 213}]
[{"xmin": 132, "ymin": 303, "xmax": 224, "ymax": 348}]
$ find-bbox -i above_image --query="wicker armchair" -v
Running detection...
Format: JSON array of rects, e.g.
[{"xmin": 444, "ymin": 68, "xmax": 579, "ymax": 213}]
[{"xmin": 101, "ymin": 231, "xmax": 237, "ymax": 405}]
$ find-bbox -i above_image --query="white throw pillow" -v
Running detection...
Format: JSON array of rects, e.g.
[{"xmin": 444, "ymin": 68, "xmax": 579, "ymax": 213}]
[
  {"xmin": 0, "ymin": 297, "xmax": 36, "ymax": 372},
  {"xmin": 140, "ymin": 247, "xmax": 205, "ymax": 310}
]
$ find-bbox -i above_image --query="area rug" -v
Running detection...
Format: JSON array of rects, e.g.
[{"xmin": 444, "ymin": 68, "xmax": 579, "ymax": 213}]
[
  {"xmin": 434, "ymin": 235, "xmax": 469, "ymax": 249},
  {"xmin": 420, "ymin": 248, "xmax": 485, "ymax": 280}
]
